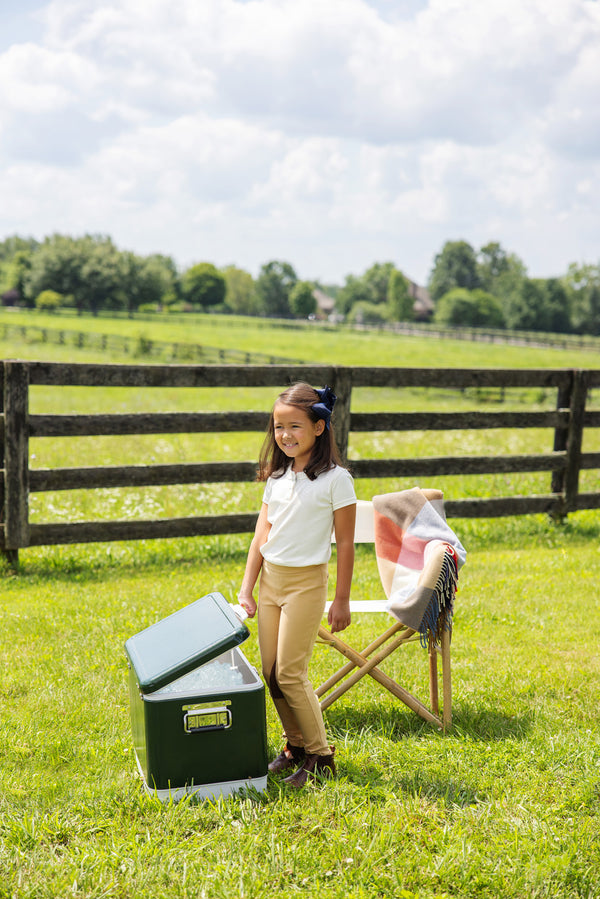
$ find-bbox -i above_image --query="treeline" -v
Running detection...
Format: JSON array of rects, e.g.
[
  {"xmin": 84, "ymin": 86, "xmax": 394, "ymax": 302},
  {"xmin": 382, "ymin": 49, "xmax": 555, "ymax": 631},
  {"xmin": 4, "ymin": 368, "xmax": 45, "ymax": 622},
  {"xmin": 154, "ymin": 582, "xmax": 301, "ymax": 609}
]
[
  {"xmin": 1, "ymin": 233, "xmax": 599, "ymax": 335},
  {"xmin": 428, "ymin": 240, "xmax": 600, "ymax": 336}
]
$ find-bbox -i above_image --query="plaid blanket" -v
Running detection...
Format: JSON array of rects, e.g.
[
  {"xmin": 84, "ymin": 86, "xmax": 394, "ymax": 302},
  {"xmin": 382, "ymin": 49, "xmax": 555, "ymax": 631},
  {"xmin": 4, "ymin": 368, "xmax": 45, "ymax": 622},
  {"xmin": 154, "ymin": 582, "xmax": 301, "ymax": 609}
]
[{"xmin": 373, "ymin": 488, "xmax": 466, "ymax": 649}]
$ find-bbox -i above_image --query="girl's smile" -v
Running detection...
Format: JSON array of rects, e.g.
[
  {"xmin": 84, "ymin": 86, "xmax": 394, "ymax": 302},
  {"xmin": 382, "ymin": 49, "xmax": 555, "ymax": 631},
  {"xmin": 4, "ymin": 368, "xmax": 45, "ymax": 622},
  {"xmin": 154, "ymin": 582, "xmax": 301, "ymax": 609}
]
[{"xmin": 273, "ymin": 402, "xmax": 325, "ymax": 471}]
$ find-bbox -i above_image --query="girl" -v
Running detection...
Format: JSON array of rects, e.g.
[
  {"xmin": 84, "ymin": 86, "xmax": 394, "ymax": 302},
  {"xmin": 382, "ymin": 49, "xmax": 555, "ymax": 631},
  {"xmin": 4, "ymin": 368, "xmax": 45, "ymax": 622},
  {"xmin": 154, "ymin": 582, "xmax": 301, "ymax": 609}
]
[{"xmin": 238, "ymin": 382, "xmax": 356, "ymax": 788}]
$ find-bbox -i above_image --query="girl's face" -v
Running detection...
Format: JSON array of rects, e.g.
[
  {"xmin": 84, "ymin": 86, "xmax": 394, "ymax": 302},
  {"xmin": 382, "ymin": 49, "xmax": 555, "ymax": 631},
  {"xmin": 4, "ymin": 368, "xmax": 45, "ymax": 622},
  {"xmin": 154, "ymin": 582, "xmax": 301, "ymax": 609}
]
[{"xmin": 272, "ymin": 401, "xmax": 325, "ymax": 471}]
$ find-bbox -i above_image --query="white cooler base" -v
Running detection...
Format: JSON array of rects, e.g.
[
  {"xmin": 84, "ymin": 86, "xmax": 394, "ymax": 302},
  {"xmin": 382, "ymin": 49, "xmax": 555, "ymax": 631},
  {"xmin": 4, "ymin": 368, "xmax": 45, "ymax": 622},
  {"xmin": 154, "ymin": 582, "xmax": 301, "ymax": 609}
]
[{"xmin": 136, "ymin": 754, "xmax": 267, "ymax": 802}]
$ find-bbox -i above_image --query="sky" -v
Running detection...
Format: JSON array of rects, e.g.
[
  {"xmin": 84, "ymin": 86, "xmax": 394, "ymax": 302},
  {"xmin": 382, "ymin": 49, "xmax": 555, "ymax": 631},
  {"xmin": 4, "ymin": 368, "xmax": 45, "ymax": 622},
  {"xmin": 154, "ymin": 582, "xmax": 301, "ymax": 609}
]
[{"xmin": 1, "ymin": 0, "xmax": 599, "ymax": 287}]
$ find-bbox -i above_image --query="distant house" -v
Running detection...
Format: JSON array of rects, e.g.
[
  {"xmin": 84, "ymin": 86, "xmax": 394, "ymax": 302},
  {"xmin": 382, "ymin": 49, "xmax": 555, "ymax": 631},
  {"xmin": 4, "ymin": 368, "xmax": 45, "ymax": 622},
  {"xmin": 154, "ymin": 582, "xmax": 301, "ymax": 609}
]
[
  {"xmin": 1, "ymin": 289, "xmax": 21, "ymax": 307},
  {"xmin": 313, "ymin": 280, "xmax": 434, "ymax": 323},
  {"xmin": 312, "ymin": 288, "xmax": 337, "ymax": 320},
  {"xmin": 407, "ymin": 280, "xmax": 434, "ymax": 321}
]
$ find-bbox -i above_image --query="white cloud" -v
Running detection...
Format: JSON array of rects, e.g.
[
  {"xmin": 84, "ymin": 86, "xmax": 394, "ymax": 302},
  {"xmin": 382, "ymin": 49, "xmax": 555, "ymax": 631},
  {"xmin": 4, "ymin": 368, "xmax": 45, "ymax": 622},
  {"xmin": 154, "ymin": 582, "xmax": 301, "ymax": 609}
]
[{"xmin": 0, "ymin": 0, "xmax": 599, "ymax": 284}]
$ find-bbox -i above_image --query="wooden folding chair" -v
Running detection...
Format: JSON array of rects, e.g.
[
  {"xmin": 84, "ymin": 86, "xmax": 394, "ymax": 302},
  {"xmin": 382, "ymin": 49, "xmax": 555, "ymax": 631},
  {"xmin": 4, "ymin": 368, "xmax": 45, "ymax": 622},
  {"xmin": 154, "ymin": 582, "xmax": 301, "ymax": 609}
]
[{"xmin": 316, "ymin": 492, "xmax": 465, "ymax": 730}]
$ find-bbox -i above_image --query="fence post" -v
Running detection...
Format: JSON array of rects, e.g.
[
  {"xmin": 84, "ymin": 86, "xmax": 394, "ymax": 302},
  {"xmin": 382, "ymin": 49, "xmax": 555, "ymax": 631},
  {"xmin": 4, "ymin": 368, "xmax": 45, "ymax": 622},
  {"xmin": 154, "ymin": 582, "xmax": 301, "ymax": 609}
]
[
  {"xmin": 3, "ymin": 360, "xmax": 30, "ymax": 564},
  {"xmin": 563, "ymin": 370, "xmax": 588, "ymax": 513},
  {"xmin": 331, "ymin": 367, "xmax": 352, "ymax": 465},
  {"xmin": 551, "ymin": 372, "xmax": 573, "ymax": 499}
]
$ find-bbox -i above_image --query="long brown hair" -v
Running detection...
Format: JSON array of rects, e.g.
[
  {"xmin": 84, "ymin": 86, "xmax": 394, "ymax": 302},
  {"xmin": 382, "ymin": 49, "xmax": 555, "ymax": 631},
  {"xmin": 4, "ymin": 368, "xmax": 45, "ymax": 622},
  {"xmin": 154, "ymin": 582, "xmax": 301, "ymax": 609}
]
[{"xmin": 257, "ymin": 381, "xmax": 343, "ymax": 481}]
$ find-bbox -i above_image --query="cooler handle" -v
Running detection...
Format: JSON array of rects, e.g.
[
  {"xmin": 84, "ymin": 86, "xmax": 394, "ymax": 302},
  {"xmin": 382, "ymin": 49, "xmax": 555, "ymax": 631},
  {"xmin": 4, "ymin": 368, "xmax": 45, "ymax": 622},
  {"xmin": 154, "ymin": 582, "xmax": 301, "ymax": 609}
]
[{"xmin": 184, "ymin": 706, "xmax": 232, "ymax": 734}]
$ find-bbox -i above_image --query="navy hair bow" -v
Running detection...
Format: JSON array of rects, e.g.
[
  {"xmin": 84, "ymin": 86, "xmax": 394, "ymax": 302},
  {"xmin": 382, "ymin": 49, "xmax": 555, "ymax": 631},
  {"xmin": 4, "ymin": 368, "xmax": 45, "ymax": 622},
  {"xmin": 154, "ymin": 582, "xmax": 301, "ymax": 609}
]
[{"xmin": 312, "ymin": 385, "xmax": 337, "ymax": 429}]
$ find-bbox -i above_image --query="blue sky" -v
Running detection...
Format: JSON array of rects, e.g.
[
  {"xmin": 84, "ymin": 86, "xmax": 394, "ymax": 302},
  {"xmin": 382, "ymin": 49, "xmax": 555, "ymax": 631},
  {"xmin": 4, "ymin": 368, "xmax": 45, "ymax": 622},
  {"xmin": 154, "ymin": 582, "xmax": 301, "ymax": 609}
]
[{"xmin": 1, "ymin": 0, "xmax": 599, "ymax": 286}]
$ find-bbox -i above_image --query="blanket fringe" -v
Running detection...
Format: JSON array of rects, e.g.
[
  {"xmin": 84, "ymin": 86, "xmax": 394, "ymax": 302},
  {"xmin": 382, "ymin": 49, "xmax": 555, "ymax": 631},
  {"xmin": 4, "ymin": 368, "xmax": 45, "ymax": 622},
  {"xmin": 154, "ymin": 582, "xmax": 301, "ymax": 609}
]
[{"xmin": 419, "ymin": 548, "xmax": 458, "ymax": 652}]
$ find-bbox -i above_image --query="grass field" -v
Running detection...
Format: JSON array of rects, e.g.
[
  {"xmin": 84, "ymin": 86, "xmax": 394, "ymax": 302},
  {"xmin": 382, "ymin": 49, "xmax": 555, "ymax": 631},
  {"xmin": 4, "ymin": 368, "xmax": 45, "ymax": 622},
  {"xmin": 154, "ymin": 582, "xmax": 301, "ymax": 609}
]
[{"xmin": 1, "ymin": 313, "xmax": 600, "ymax": 898}]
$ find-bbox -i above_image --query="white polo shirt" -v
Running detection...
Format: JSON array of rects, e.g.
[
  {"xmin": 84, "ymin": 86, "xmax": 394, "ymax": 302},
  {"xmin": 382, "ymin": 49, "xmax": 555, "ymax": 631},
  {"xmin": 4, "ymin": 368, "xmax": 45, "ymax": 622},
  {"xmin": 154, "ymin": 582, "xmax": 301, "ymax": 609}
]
[{"xmin": 260, "ymin": 465, "xmax": 356, "ymax": 567}]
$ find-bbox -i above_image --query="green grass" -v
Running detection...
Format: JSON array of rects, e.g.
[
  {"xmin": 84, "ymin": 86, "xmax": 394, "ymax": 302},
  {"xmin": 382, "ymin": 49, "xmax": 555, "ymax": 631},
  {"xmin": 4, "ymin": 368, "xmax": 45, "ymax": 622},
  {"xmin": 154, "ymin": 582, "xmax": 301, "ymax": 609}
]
[
  {"xmin": 1, "ymin": 515, "xmax": 600, "ymax": 898},
  {"xmin": 4, "ymin": 306, "xmax": 600, "ymax": 368},
  {"xmin": 2, "ymin": 313, "xmax": 600, "ymax": 897}
]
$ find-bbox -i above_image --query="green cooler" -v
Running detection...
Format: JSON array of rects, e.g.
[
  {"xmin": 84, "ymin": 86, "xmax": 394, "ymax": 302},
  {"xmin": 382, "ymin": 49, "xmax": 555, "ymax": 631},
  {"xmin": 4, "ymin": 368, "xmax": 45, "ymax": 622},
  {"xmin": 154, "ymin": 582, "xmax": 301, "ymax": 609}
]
[{"xmin": 125, "ymin": 592, "xmax": 268, "ymax": 801}]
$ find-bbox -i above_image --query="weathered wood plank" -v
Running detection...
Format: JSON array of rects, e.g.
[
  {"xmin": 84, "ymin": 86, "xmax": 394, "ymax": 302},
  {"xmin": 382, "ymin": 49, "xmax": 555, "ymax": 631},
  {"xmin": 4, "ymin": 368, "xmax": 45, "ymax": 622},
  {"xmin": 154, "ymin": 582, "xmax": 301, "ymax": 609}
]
[
  {"xmin": 24, "ymin": 513, "xmax": 259, "ymax": 546},
  {"xmin": 25, "ymin": 362, "xmax": 574, "ymax": 390},
  {"xmin": 332, "ymin": 369, "xmax": 353, "ymax": 463},
  {"xmin": 3, "ymin": 361, "xmax": 30, "ymax": 549},
  {"xmin": 564, "ymin": 370, "xmax": 588, "ymax": 512},
  {"xmin": 30, "ymin": 461, "xmax": 259, "ymax": 491},
  {"xmin": 351, "ymin": 410, "xmax": 567, "ymax": 432},
  {"xmin": 350, "ymin": 453, "xmax": 567, "ymax": 479},
  {"xmin": 349, "ymin": 368, "xmax": 572, "ymax": 389},
  {"xmin": 445, "ymin": 495, "xmax": 562, "ymax": 518},
  {"xmin": 27, "ymin": 362, "xmax": 337, "ymax": 388},
  {"xmin": 552, "ymin": 374, "xmax": 573, "ymax": 493},
  {"xmin": 9, "ymin": 495, "xmax": 568, "ymax": 551},
  {"xmin": 580, "ymin": 451, "xmax": 600, "ymax": 470},
  {"xmin": 574, "ymin": 492, "xmax": 600, "ymax": 510},
  {"xmin": 29, "ymin": 408, "xmax": 570, "ymax": 438},
  {"xmin": 30, "ymin": 411, "xmax": 270, "ymax": 437},
  {"xmin": 28, "ymin": 452, "xmax": 572, "ymax": 493}
]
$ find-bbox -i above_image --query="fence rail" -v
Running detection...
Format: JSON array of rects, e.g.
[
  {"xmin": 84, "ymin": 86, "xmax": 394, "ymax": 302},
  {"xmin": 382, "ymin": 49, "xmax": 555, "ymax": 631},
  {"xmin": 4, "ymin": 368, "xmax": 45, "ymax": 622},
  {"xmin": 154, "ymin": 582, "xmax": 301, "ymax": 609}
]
[{"xmin": 2, "ymin": 361, "xmax": 599, "ymax": 564}]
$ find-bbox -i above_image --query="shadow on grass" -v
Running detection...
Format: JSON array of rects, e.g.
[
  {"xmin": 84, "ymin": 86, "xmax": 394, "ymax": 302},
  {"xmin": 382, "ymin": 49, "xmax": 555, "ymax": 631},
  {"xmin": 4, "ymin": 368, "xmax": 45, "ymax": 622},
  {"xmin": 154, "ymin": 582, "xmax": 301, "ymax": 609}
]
[
  {"xmin": 396, "ymin": 772, "xmax": 484, "ymax": 807},
  {"xmin": 450, "ymin": 703, "xmax": 534, "ymax": 741},
  {"xmin": 1, "ymin": 537, "xmax": 250, "ymax": 583},
  {"xmin": 325, "ymin": 701, "xmax": 533, "ymax": 744}
]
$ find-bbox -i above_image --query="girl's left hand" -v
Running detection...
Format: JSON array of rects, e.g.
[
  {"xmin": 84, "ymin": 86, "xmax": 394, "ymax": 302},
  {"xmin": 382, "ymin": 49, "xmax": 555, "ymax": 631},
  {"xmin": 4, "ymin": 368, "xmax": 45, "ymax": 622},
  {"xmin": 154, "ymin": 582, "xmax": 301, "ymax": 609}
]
[
  {"xmin": 328, "ymin": 597, "xmax": 351, "ymax": 633},
  {"xmin": 238, "ymin": 594, "xmax": 257, "ymax": 618}
]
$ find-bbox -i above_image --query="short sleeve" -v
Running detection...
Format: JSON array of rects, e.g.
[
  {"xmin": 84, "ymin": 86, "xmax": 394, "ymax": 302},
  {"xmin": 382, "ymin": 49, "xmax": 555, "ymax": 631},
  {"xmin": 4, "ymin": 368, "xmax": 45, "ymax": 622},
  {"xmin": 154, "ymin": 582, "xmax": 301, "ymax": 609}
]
[
  {"xmin": 262, "ymin": 479, "xmax": 272, "ymax": 505},
  {"xmin": 331, "ymin": 468, "xmax": 356, "ymax": 511}
]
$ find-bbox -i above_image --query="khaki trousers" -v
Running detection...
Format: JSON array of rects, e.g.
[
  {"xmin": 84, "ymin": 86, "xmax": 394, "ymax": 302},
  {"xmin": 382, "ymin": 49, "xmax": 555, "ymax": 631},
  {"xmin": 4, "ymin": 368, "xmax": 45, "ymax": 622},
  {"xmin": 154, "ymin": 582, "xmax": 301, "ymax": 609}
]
[{"xmin": 258, "ymin": 559, "xmax": 329, "ymax": 755}]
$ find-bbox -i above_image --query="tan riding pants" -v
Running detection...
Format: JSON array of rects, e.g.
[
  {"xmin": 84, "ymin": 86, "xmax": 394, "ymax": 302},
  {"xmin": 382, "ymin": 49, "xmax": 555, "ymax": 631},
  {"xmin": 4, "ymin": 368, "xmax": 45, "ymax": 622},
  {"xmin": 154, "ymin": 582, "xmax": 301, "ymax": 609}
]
[{"xmin": 258, "ymin": 559, "xmax": 330, "ymax": 756}]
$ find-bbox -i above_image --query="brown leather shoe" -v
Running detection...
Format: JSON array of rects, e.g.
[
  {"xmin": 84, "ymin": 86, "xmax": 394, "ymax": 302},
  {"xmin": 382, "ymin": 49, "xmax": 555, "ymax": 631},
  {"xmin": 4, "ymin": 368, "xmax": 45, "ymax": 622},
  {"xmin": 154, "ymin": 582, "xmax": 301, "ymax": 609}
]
[
  {"xmin": 268, "ymin": 743, "xmax": 305, "ymax": 774},
  {"xmin": 283, "ymin": 747, "xmax": 336, "ymax": 788}
]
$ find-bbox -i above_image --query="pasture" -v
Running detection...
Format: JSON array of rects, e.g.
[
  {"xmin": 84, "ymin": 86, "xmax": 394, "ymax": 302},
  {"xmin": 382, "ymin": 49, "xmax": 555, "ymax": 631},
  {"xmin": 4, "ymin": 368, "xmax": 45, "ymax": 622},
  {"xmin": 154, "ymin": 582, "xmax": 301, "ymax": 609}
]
[{"xmin": 1, "ymin": 313, "xmax": 600, "ymax": 898}]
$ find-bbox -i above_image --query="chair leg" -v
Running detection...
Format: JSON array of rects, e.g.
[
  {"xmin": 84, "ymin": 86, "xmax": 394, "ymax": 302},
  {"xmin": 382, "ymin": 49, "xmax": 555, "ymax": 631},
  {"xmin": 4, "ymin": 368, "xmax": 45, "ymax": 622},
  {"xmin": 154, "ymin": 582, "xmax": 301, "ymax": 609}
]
[
  {"xmin": 441, "ymin": 627, "xmax": 452, "ymax": 730},
  {"xmin": 316, "ymin": 621, "xmax": 406, "ymax": 697},
  {"xmin": 429, "ymin": 649, "xmax": 439, "ymax": 717},
  {"xmin": 317, "ymin": 626, "xmax": 441, "ymax": 726}
]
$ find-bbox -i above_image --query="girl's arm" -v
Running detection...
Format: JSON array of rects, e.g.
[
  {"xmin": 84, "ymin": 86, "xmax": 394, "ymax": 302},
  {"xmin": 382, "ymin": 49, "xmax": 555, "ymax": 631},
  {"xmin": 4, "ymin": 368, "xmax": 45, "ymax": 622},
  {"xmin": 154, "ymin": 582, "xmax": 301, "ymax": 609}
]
[
  {"xmin": 328, "ymin": 502, "xmax": 356, "ymax": 633},
  {"xmin": 238, "ymin": 502, "xmax": 271, "ymax": 618}
]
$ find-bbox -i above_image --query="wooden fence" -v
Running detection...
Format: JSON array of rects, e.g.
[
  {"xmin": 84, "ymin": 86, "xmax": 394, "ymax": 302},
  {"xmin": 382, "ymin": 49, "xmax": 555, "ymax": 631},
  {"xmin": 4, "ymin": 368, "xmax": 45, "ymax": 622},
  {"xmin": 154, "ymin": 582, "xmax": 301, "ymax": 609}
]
[
  {"xmin": 1, "ymin": 361, "xmax": 599, "ymax": 564},
  {"xmin": 0, "ymin": 321, "xmax": 296, "ymax": 365}
]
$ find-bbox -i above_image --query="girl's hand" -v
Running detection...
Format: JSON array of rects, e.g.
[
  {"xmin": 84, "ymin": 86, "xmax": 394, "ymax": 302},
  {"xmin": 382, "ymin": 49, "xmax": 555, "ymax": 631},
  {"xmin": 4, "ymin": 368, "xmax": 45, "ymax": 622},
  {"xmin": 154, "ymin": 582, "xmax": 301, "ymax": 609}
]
[
  {"xmin": 238, "ymin": 594, "xmax": 257, "ymax": 618},
  {"xmin": 328, "ymin": 597, "xmax": 351, "ymax": 633}
]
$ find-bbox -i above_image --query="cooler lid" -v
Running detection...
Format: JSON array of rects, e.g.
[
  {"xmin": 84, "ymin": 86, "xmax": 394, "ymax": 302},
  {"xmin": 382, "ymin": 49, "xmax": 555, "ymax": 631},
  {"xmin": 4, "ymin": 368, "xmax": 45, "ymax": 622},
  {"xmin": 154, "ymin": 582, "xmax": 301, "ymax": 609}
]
[{"xmin": 124, "ymin": 592, "xmax": 249, "ymax": 693}]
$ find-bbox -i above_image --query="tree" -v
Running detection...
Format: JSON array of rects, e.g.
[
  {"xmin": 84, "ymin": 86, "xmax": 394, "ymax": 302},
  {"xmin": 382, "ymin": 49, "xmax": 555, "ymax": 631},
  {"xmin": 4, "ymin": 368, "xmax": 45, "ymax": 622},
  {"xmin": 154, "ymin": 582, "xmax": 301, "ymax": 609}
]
[
  {"xmin": 24, "ymin": 234, "xmax": 88, "ymax": 312},
  {"xmin": 362, "ymin": 262, "xmax": 396, "ymax": 305},
  {"xmin": 336, "ymin": 262, "xmax": 399, "ymax": 319},
  {"xmin": 336, "ymin": 274, "xmax": 369, "ymax": 316},
  {"xmin": 120, "ymin": 252, "xmax": 178, "ymax": 315},
  {"xmin": 79, "ymin": 236, "xmax": 125, "ymax": 315},
  {"xmin": 3, "ymin": 250, "xmax": 34, "ymax": 305},
  {"xmin": 289, "ymin": 281, "xmax": 317, "ymax": 318},
  {"xmin": 543, "ymin": 278, "xmax": 572, "ymax": 334},
  {"xmin": 0, "ymin": 235, "xmax": 39, "ymax": 263},
  {"xmin": 563, "ymin": 263, "xmax": 600, "ymax": 335},
  {"xmin": 434, "ymin": 288, "xmax": 505, "ymax": 328},
  {"xmin": 222, "ymin": 265, "xmax": 259, "ymax": 315},
  {"xmin": 255, "ymin": 260, "xmax": 297, "ymax": 317},
  {"xmin": 347, "ymin": 301, "xmax": 389, "ymax": 325},
  {"xmin": 505, "ymin": 278, "xmax": 548, "ymax": 331},
  {"xmin": 477, "ymin": 241, "xmax": 511, "ymax": 292},
  {"xmin": 181, "ymin": 262, "xmax": 226, "ymax": 309},
  {"xmin": 35, "ymin": 290, "xmax": 64, "ymax": 313},
  {"xmin": 428, "ymin": 240, "xmax": 481, "ymax": 302},
  {"xmin": 387, "ymin": 269, "xmax": 413, "ymax": 322}
]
